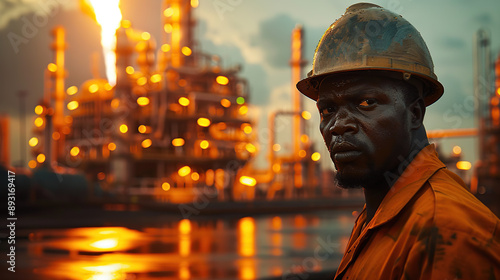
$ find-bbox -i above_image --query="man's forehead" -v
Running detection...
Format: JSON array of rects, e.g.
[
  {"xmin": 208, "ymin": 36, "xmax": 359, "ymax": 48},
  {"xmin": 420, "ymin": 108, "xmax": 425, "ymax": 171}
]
[{"xmin": 316, "ymin": 73, "xmax": 407, "ymax": 100}]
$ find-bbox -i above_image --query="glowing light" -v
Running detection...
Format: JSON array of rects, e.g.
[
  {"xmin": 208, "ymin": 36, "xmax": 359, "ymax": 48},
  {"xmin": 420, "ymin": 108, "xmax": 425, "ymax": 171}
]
[
  {"xmin": 181, "ymin": 46, "xmax": 192, "ymax": 56},
  {"xmin": 300, "ymin": 134, "xmax": 309, "ymax": 143},
  {"xmin": 108, "ymin": 142, "xmax": 116, "ymax": 151},
  {"xmin": 298, "ymin": 150, "xmax": 307, "ymax": 158},
  {"xmin": 141, "ymin": 32, "xmax": 150, "ymax": 40},
  {"xmin": 52, "ymin": 132, "xmax": 61, "ymax": 140},
  {"xmin": 179, "ymin": 219, "xmax": 191, "ymax": 234},
  {"xmin": 172, "ymin": 138, "xmax": 185, "ymax": 147},
  {"xmin": 311, "ymin": 152, "xmax": 321, "ymax": 161},
  {"xmin": 34, "ymin": 117, "xmax": 44, "ymax": 127},
  {"xmin": 36, "ymin": 154, "xmax": 46, "ymax": 163},
  {"xmin": 47, "ymin": 63, "xmax": 57, "ymax": 72},
  {"xmin": 197, "ymin": 118, "xmax": 211, "ymax": 127},
  {"xmin": 119, "ymin": 124, "xmax": 128, "ymax": 133},
  {"xmin": 221, "ymin": 98, "xmax": 231, "ymax": 108},
  {"xmin": 162, "ymin": 182, "xmax": 171, "ymax": 191},
  {"xmin": 178, "ymin": 79, "xmax": 187, "ymax": 87},
  {"xmin": 238, "ymin": 217, "xmax": 255, "ymax": 257},
  {"xmin": 272, "ymin": 144, "xmax": 281, "ymax": 152},
  {"xmin": 121, "ymin": 19, "xmax": 131, "ymax": 28},
  {"xmin": 164, "ymin": 23, "xmax": 173, "ymax": 33},
  {"xmin": 302, "ymin": 111, "xmax": 312, "ymax": 120},
  {"xmin": 141, "ymin": 139, "xmax": 152, "ymax": 148},
  {"xmin": 163, "ymin": 7, "xmax": 174, "ymax": 17},
  {"xmin": 126, "ymin": 66, "xmax": 135, "ymax": 74},
  {"xmin": 151, "ymin": 74, "xmax": 162, "ymax": 83},
  {"xmin": 90, "ymin": 238, "xmax": 118, "ymax": 250},
  {"xmin": 137, "ymin": 97, "xmax": 150, "ymax": 106},
  {"xmin": 89, "ymin": 84, "xmax": 99, "ymax": 93},
  {"xmin": 97, "ymin": 172, "xmax": 106, "ymax": 180},
  {"xmin": 137, "ymin": 76, "xmax": 147, "ymax": 86},
  {"xmin": 111, "ymin": 98, "xmax": 120, "ymax": 109},
  {"xmin": 272, "ymin": 163, "xmax": 281, "ymax": 173},
  {"xmin": 245, "ymin": 143, "xmax": 257, "ymax": 153},
  {"xmin": 453, "ymin": 146, "xmax": 462, "ymax": 155},
  {"xmin": 191, "ymin": 0, "xmax": 199, "ymax": 8},
  {"xmin": 497, "ymin": 88, "xmax": 500, "ymax": 96},
  {"xmin": 29, "ymin": 137, "xmax": 38, "ymax": 147},
  {"xmin": 67, "ymin": 86, "xmax": 78, "ymax": 95},
  {"xmin": 35, "ymin": 105, "xmax": 44, "ymax": 115},
  {"xmin": 67, "ymin": 101, "xmax": 79, "ymax": 111},
  {"xmin": 178, "ymin": 166, "xmax": 191, "ymax": 177},
  {"xmin": 88, "ymin": 0, "xmax": 122, "ymax": 86},
  {"xmin": 243, "ymin": 125, "xmax": 252, "ymax": 134},
  {"xmin": 216, "ymin": 75, "xmax": 229, "ymax": 85},
  {"xmin": 191, "ymin": 172, "xmax": 200, "ymax": 181},
  {"xmin": 138, "ymin": 125, "xmax": 147, "ymax": 133},
  {"xmin": 271, "ymin": 216, "xmax": 282, "ymax": 230},
  {"xmin": 239, "ymin": 105, "xmax": 248, "ymax": 115},
  {"xmin": 28, "ymin": 160, "xmax": 37, "ymax": 169},
  {"xmin": 70, "ymin": 146, "xmax": 80, "ymax": 156},
  {"xmin": 178, "ymin": 97, "xmax": 190, "ymax": 106},
  {"xmin": 240, "ymin": 176, "xmax": 256, "ymax": 187},
  {"xmin": 237, "ymin": 97, "xmax": 245, "ymax": 105},
  {"xmin": 200, "ymin": 140, "xmax": 209, "ymax": 149},
  {"xmin": 457, "ymin": 161, "xmax": 472, "ymax": 171},
  {"xmin": 161, "ymin": 44, "xmax": 171, "ymax": 52}
]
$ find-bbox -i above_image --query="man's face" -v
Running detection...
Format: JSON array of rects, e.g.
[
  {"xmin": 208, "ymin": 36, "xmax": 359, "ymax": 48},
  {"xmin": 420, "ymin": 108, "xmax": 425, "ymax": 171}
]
[{"xmin": 317, "ymin": 73, "xmax": 413, "ymax": 189}]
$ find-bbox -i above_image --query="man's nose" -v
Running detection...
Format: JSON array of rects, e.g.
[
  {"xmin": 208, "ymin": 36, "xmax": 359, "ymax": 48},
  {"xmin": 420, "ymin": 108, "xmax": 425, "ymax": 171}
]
[{"xmin": 329, "ymin": 110, "xmax": 358, "ymax": 136}]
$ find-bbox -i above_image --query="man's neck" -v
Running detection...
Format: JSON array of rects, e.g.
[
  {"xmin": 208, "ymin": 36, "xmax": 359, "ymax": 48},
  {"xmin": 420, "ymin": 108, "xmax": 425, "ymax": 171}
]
[
  {"xmin": 362, "ymin": 140, "xmax": 429, "ymax": 224},
  {"xmin": 363, "ymin": 185, "xmax": 391, "ymax": 224}
]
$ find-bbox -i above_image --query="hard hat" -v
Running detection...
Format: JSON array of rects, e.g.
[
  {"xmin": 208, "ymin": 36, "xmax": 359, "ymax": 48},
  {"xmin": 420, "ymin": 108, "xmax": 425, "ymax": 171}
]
[{"xmin": 296, "ymin": 3, "xmax": 444, "ymax": 106}]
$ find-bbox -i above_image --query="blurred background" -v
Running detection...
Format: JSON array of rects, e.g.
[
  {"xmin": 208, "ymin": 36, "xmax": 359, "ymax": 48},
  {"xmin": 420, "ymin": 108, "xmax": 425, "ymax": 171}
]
[{"xmin": 0, "ymin": 0, "xmax": 499, "ymax": 279}]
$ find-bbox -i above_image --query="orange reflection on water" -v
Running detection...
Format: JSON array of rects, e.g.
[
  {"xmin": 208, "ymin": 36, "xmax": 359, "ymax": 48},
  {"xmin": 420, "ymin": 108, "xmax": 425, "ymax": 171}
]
[
  {"xmin": 45, "ymin": 257, "xmax": 150, "ymax": 280},
  {"xmin": 90, "ymin": 238, "xmax": 119, "ymax": 250},
  {"xmin": 238, "ymin": 217, "xmax": 255, "ymax": 257},
  {"xmin": 271, "ymin": 216, "xmax": 282, "ymax": 230},
  {"xmin": 45, "ymin": 227, "xmax": 142, "ymax": 253},
  {"xmin": 292, "ymin": 214, "xmax": 307, "ymax": 250},
  {"xmin": 294, "ymin": 214, "xmax": 307, "ymax": 229},
  {"xmin": 81, "ymin": 263, "xmax": 128, "ymax": 280},
  {"xmin": 178, "ymin": 219, "xmax": 191, "ymax": 257},
  {"xmin": 239, "ymin": 259, "xmax": 256, "ymax": 280},
  {"xmin": 270, "ymin": 232, "xmax": 282, "ymax": 256},
  {"xmin": 179, "ymin": 262, "xmax": 190, "ymax": 279}
]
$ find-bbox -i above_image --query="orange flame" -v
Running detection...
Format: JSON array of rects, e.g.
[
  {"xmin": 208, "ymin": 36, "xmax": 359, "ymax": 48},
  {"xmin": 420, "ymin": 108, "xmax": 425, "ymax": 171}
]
[{"xmin": 88, "ymin": 0, "xmax": 122, "ymax": 86}]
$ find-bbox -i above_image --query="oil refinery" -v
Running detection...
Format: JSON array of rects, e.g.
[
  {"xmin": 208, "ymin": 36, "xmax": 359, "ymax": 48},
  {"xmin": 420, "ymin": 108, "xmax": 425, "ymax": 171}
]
[{"xmin": 24, "ymin": 0, "xmax": 324, "ymax": 205}]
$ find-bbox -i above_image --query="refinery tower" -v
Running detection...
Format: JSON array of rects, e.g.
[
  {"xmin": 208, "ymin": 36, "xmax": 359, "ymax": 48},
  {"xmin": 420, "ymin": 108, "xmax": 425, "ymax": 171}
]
[{"xmin": 30, "ymin": 0, "xmax": 258, "ymax": 203}]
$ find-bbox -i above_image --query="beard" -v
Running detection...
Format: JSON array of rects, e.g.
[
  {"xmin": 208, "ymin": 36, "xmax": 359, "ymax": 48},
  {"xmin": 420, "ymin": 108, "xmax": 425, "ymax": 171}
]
[{"xmin": 334, "ymin": 168, "xmax": 386, "ymax": 189}]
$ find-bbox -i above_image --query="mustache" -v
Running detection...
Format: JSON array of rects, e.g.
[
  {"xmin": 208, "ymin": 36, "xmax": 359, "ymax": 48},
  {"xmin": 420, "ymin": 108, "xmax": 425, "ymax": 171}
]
[{"xmin": 328, "ymin": 136, "xmax": 363, "ymax": 154}]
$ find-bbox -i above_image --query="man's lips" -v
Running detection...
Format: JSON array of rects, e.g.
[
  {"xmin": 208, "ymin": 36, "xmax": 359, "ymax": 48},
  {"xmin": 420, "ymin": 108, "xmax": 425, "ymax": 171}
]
[{"xmin": 330, "ymin": 142, "xmax": 362, "ymax": 163}]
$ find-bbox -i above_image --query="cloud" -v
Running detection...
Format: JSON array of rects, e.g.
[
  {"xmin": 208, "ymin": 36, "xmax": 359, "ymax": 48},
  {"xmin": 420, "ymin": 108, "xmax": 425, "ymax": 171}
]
[
  {"xmin": 439, "ymin": 36, "xmax": 466, "ymax": 50},
  {"xmin": 0, "ymin": 0, "xmax": 76, "ymax": 30},
  {"xmin": 249, "ymin": 14, "xmax": 298, "ymax": 69},
  {"xmin": 474, "ymin": 13, "xmax": 492, "ymax": 26}
]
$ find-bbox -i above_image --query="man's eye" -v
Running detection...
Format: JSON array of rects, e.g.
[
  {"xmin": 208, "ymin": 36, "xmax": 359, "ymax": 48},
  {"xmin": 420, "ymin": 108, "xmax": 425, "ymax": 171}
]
[
  {"xmin": 320, "ymin": 107, "xmax": 335, "ymax": 116},
  {"xmin": 359, "ymin": 99, "xmax": 376, "ymax": 108}
]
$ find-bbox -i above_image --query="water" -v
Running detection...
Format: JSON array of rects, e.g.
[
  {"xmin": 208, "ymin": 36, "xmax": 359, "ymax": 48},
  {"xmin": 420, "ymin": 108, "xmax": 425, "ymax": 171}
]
[{"xmin": 9, "ymin": 210, "xmax": 357, "ymax": 280}]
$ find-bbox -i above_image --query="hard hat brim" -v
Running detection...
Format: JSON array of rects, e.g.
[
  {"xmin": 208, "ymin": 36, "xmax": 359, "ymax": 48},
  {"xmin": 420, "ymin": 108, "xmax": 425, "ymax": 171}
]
[{"xmin": 296, "ymin": 68, "xmax": 444, "ymax": 107}]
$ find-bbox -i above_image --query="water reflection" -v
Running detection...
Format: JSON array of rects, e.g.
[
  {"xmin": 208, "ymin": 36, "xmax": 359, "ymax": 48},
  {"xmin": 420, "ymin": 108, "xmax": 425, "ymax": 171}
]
[{"xmin": 18, "ymin": 210, "xmax": 356, "ymax": 279}]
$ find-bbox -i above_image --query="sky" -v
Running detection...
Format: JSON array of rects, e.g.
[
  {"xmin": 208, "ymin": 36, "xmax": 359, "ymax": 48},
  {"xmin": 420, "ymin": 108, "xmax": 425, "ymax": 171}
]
[{"xmin": 1, "ymin": 0, "xmax": 499, "ymax": 171}]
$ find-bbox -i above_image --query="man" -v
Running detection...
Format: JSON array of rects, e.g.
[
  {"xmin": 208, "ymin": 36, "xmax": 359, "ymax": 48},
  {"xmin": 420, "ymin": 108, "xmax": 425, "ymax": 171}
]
[{"xmin": 297, "ymin": 3, "xmax": 500, "ymax": 279}]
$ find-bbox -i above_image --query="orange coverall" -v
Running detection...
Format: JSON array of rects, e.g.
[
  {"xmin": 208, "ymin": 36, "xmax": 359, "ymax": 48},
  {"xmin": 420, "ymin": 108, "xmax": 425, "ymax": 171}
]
[{"xmin": 334, "ymin": 144, "xmax": 500, "ymax": 280}]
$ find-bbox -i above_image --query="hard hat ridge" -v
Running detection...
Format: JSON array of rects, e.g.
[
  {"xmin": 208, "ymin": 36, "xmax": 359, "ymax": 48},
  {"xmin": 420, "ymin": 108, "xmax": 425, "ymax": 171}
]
[{"xmin": 297, "ymin": 2, "xmax": 444, "ymax": 106}]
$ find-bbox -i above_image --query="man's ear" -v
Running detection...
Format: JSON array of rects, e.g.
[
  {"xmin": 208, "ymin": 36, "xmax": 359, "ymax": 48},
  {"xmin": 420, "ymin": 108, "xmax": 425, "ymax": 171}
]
[{"xmin": 409, "ymin": 97, "xmax": 425, "ymax": 130}]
